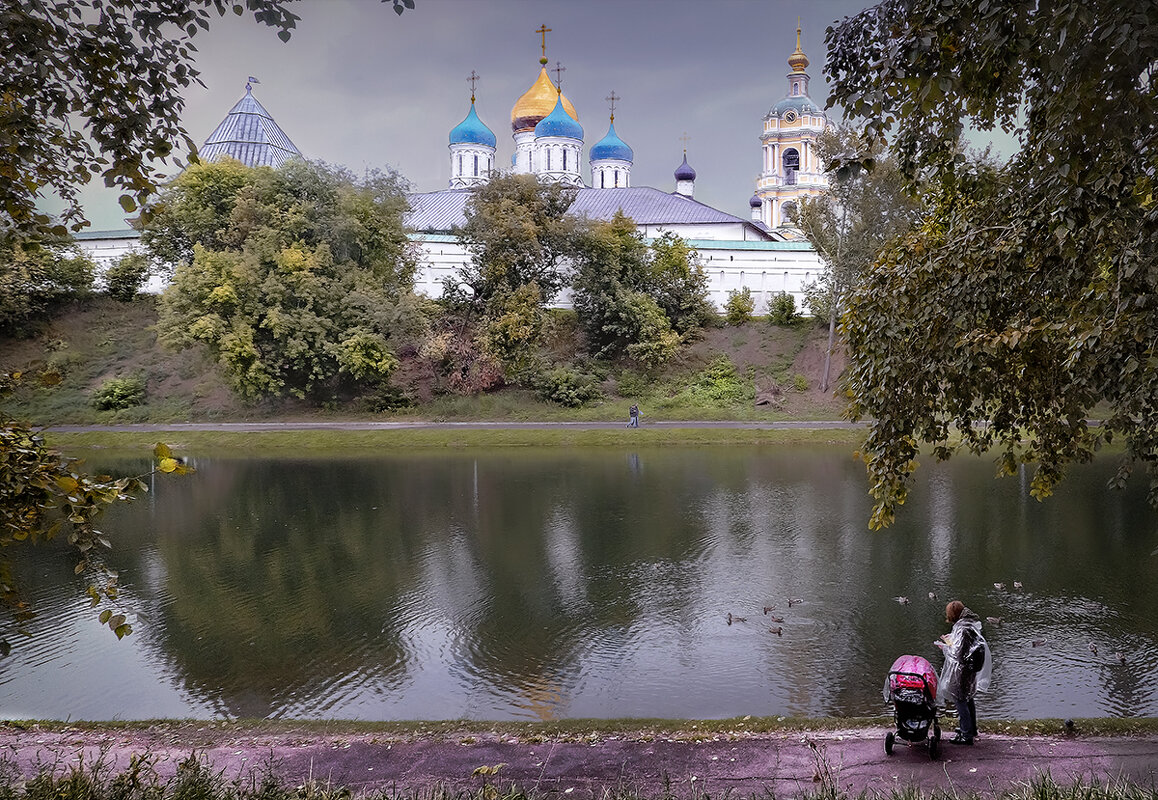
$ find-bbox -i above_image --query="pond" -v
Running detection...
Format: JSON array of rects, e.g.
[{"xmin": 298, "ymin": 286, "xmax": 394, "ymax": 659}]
[{"xmin": 1, "ymin": 445, "xmax": 1155, "ymax": 721}]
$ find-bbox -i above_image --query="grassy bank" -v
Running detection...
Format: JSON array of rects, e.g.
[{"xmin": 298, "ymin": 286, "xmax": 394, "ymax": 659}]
[
  {"xmin": 7, "ymin": 716, "xmax": 1158, "ymax": 740},
  {"xmin": 0, "ymin": 297, "xmax": 848, "ymax": 426},
  {"xmin": 43, "ymin": 426, "xmax": 869, "ymax": 457}
]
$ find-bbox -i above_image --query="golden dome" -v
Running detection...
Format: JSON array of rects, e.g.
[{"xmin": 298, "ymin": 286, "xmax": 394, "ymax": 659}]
[
  {"xmin": 511, "ymin": 67, "xmax": 578, "ymax": 132},
  {"xmin": 787, "ymin": 24, "xmax": 809, "ymax": 73}
]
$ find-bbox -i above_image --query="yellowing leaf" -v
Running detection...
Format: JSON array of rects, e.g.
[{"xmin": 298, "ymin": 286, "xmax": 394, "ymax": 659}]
[
  {"xmin": 159, "ymin": 458, "xmax": 178, "ymax": 473},
  {"xmin": 153, "ymin": 443, "xmax": 173, "ymax": 459}
]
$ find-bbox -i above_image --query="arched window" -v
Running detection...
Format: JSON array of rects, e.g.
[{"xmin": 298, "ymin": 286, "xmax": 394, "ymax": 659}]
[
  {"xmin": 783, "ymin": 149, "xmax": 800, "ymax": 185},
  {"xmin": 614, "ymin": 170, "xmax": 619, "ymax": 188},
  {"xmin": 473, "ymin": 155, "xmax": 478, "ymax": 177},
  {"xmin": 563, "ymin": 149, "xmax": 568, "ymax": 171},
  {"xmin": 457, "ymin": 154, "xmax": 462, "ymax": 175},
  {"xmin": 546, "ymin": 150, "xmax": 552, "ymax": 171},
  {"xmin": 600, "ymin": 171, "xmax": 605, "ymax": 188}
]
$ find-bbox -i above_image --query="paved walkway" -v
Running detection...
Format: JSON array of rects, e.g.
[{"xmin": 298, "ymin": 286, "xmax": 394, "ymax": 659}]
[
  {"xmin": 48, "ymin": 420, "xmax": 865, "ymax": 432},
  {"xmin": 2, "ymin": 726, "xmax": 1155, "ymax": 798}
]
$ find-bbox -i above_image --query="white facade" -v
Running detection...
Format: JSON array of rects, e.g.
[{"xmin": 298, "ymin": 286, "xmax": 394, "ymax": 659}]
[
  {"xmin": 590, "ymin": 158, "xmax": 631, "ymax": 189},
  {"xmin": 533, "ymin": 135, "xmax": 584, "ymax": 186},
  {"xmin": 448, "ymin": 144, "xmax": 494, "ymax": 188}
]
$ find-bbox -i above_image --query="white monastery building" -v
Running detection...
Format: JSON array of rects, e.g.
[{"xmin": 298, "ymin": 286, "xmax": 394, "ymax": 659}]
[{"xmin": 77, "ymin": 30, "xmax": 829, "ymax": 312}]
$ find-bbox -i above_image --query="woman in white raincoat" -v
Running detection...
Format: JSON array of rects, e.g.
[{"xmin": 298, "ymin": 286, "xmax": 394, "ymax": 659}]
[{"xmin": 937, "ymin": 600, "xmax": 992, "ymax": 745}]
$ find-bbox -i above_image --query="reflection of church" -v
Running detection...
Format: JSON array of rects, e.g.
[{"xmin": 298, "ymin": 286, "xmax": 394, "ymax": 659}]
[{"xmin": 78, "ymin": 28, "xmax": 828, "ymax": 311}]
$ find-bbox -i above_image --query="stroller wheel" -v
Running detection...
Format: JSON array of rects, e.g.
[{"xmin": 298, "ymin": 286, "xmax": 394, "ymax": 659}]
[
  {"xmin": 929, "ymin": 727, "xmax": 941, "ymax": 760},
  {"xmin": 885, "ymin": 731, "xmax": 895, "ymax": 756}
]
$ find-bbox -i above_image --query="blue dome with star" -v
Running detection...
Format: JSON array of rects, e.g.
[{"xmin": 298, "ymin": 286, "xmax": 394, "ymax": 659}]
[
  {"xmin": 589, "ymin": 121, "xmax": 633, "ymax": 162},
  {"xmin": 535, "ymin": 95, "xmax": 583, "ymax": 140},
  {"xmin": 449, "ymin": 102, "xmax": 496, "ymax": 148}
]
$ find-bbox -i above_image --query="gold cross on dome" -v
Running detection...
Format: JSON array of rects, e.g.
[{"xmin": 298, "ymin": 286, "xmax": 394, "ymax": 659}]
[
  {"xmin": 680, "ymin": 131, "xmax": 691, "ymax": 154},
  {"xmin": 553, "ymin": 61, "xmax": 566, "ymax": 90},
  {"xmin": 467, "ymin": 70, "xmax": 480, "ymax": 101},
  {"xmin": 536, "ymin": 24, "xmax": 551, "ymax": 59},
  {"xmin": 606, "ymin": 91, "xmax": 620, "ymax": 121}
]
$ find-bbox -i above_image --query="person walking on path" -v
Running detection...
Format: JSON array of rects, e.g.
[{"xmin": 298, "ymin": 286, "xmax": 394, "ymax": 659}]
[
  {"xmin": 937, "ymin": 599, "xmax": 992, "ymax": 745},
  {"xmin": 627, "ymin": 404, "xmax": 640, "ymax": 427}
]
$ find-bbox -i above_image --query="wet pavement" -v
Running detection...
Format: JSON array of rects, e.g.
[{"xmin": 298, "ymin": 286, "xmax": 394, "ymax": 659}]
[{"xmin": 2, "ymin": 725, "xmax": 1155, "ymax": 798}]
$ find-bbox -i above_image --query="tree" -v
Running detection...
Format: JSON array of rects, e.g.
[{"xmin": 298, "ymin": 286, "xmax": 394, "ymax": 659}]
[
  {"xmin": 0, "ymin": 233, "xmax": 95, "ymax": 337},
  {"xmin": 1, "ymin": 0, "xmax": 415, "ymax": 242},
  {"xmin": 102, "ymin": 252, "xmax": 152, "ymax": 301},
  {"xmin": 454, "ymin": 173, "xmax": 583, "ymax": 308},
  {"xmin": 794, "ymin": 126, "xmax": 924, "ymax": 391},
  {"xmin": 1, "ymin": 401, "xmax": 192, "ymax": 649},
  {"xmin": 570, "ymin": 211, "xmax": 706, "ymax": 366},
  {"xmin": 148, "ymin": 158, "xmax": 426, "ymax": 402},
  {"xmin": 825, "ymin": 1, "xmax": 1158, "ymax": 527}
]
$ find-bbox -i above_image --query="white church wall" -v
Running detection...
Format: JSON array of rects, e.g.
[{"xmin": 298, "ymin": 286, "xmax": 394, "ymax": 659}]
[{"xmin": 76, "ymin": 231, "xmax": 826, "ymax": 317}]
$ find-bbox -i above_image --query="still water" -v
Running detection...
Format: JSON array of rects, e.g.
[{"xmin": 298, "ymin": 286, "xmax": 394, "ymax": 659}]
[{"xmin": 1, "ymin": 445, "xmax": 1156, "ymax": 721}]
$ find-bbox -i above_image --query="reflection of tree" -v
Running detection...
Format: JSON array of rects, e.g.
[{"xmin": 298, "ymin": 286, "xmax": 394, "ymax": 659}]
[{"xmin": 65, "ymin": 448, "xmax": 1158, "ymax": 720}]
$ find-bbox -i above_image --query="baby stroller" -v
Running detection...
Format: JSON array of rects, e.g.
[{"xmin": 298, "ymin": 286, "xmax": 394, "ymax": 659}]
[{"xmin": 882, "ymin": 654, "xmax": 942, "ymax": 759}]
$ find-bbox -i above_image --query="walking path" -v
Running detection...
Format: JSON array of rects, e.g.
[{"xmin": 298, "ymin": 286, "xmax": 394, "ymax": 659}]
[
  {"xmin": 2, "ymin": 725, "xmax": 1155, "ymax": 798},
  {"xmin": 48, "ymin": 420, "xmax": 865, "ymax": 433}
]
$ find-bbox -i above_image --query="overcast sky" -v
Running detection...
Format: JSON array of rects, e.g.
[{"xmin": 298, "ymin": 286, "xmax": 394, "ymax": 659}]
[{"xmin": 77, "ymin": 0, "xmax": 883, "ymax": 230}]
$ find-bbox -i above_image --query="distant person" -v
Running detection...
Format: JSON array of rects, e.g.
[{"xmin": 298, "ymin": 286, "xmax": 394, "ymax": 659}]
[
  {"xmin": 937, "ymin": 600, "xmax": 992, "ymax": 745},
  {"xmin": 628, "ymin": 404, "xmax": 640, "ymax": 427}
]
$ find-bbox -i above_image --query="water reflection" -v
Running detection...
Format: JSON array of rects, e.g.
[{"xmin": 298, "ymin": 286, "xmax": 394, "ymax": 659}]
[{"xmin": 0, "ymin": 446, "xmax": 1154, "ymax": 721}]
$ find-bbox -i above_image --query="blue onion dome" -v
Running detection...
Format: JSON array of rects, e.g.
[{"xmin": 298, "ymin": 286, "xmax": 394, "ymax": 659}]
[
  {"xmin": 534, "ymin": 95, "xmax": 583, "ymax": 140},
  {"xmin": 749, "ymin": 193, "xmax": 762, "ymax": 208},
  {"xmin": 590, "ymin": 121, "xmax": 633, "ymax": 162},
  {"xmin": 449, "ymin": 101, "xmax": 496, "ymax": 148},
  {"xmin": 674, "ymin": 153, "xmax": 696, "ymax": 181}
]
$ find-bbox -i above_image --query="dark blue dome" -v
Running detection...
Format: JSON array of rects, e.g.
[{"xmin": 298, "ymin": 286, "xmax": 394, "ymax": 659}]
[
  {"xmin": 534, "ymin": 95, "xmax": 583, "ymax": 140},
  {"xmin": 589, "ymin": 121, "xmax": 633, "ymax": 162},
  {"xmin": 449, "ymin": 102, "xmax": 496, "ymax": 148},
  {"xmin": 749, "ymin": 193, "xmax": 762, "ymax": 208},
  {"xmin": 674, "ymin": 154, "xmax": 696, "ymax": 182}
]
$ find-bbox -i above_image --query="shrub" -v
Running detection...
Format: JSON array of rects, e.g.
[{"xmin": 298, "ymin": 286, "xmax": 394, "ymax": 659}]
[
  {"xmin": 90, "ymin": 376, "xmax": 146, "ymax": 410},
  {"xmin": 767, "ymin": 291, "xmax": 798, "ymax": 326},
  {"xmin": 103, "ymin": 252, "xmax": 151, "ymax": 301},
  {"xmin": 691, "ymin": 356, "xmax": 749, "ymax": 405},
  {"xmin": 723, "ymin": 288, "xmax": 755, "ymax": 325},
  {"xmin": 801, "ymin": 280, "xmax": 832, "ymax": 323},
  {"xmin": 536, "ymin": 367, "xmax": 603, "ymax": 407},
  {"xmin": 792, "ymin": 373, "xmax": 810, "ymax": 392}
]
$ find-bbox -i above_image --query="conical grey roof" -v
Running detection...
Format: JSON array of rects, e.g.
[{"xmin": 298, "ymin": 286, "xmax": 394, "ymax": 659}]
[{"xmin": 199, "ymin": 86, "xmax": 301, "ymax": 168}]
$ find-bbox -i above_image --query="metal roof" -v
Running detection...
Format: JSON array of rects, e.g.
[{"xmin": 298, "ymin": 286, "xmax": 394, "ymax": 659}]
[
  {"xmin": 199, "ymin": 87, "xmax": 302, "ymax": 168},
  {"xmin": 406, "ymin": 186, "xmax": 769, "ymax": 237}
]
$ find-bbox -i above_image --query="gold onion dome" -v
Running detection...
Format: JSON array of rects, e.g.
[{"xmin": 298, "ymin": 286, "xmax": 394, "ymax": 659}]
[
  {"xmin": 787, "ymin": 25, "xmax": 809, "ymax": 73},
  {"xmin": 511, "ymin": 67, "xmax": 578, "ymax": 132}
]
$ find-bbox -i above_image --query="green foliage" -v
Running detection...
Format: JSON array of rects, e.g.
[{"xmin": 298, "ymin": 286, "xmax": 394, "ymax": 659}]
[
  {"xmin": 478, "ymin": 283, "xmax": 546, "ymax": 380},
  {"xmin": 456, "ymin": 173, "xmax": 582, "ymax": 307},
  {"xmin": 91, "ymin": 375, "xmax": 146, "ymax": 410},
  {"xmin": 103, "ymin": 252, "xmax": 152, "ymax": 301},
  {"xmin": 150, "ymin": 159, "xmax": 424, "ymax": 403},
  {"xmin": 0, "ymin": 1, "xmax": 415, "ymax": 241},
  {"xmin": 535, "ymin": 366, "xmax": 603, "ymax": 408},
  {"xmin": 723, "ymin": 288, "xmax": 755, "ymax": 326},
  {"xmin": 766, "ymin": 292, "xmax": 798, "ymax": 326},
  {"xmin": 646, "ymin": 232, "xmax": 714, "ymax": 335},
  {"xmin": 681, "ymin": 356, "xmax": 750, "ymax": 406},
  {"xmin": 791, "ymin": 373, "xmax": 809, "ymax": 392},
  {"xmin": 0, "ymin": 235, "xmax": 94, "ymax": 337},
  {"xmin": 1, "ymin": 395, "xmax": 193, "ymax": 641},
  {"xmin": 571, "ymin": 214, "xmax": 706, "ymax": 364},
  {"xmin": 828, "ymin": 1, "xmax": 1158, "ymax": 526}
]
